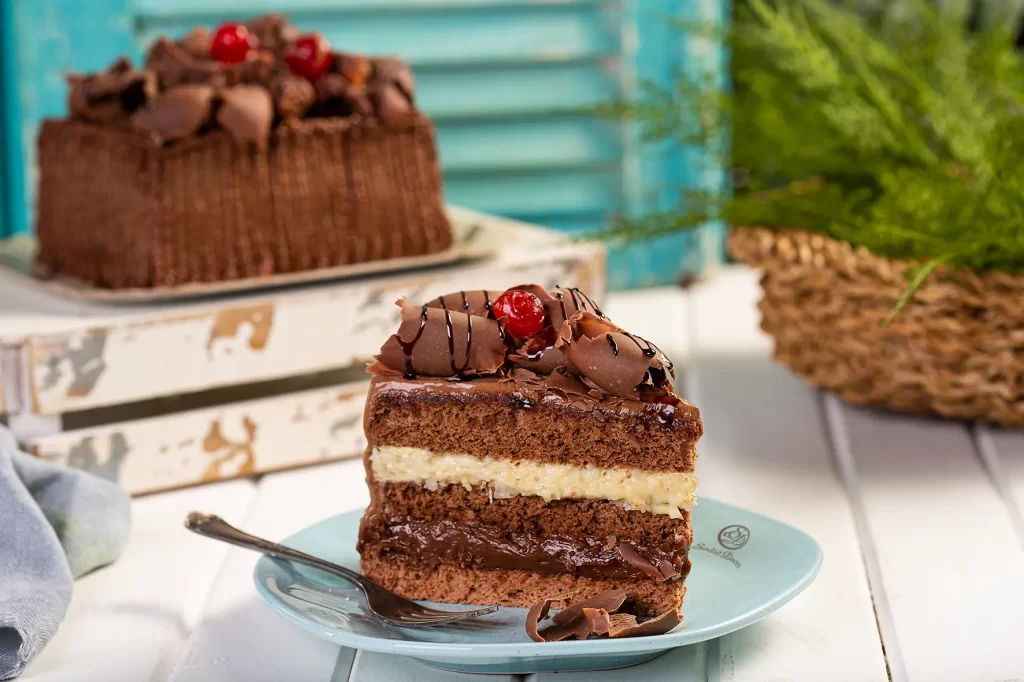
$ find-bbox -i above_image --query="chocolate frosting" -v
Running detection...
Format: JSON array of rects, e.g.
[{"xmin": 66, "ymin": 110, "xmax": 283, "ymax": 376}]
[
  {"xmin": 372, "ymin": 285, "xmax": 679, "ymax": 402},
  {"xmin": 65, "ymin": 13, "xmax": 419, "ymax": 147}
]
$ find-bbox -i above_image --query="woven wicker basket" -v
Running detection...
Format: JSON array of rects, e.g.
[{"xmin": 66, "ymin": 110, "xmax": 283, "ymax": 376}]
[{"xmin": 728, "ymin": 226, "xmax": 1024, "ymax": 427}]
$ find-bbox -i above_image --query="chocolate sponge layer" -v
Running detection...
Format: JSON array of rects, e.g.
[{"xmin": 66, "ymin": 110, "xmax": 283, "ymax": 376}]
[
  {"xmin": 360, "ymin": 554, "xmax": 687, "ymax": 617},
  {"xmin": 366, "ymin": 376, "xmax": 701, "ymax": 472}
]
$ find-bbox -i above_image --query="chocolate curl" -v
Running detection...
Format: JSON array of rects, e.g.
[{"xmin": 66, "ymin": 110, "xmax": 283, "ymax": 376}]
[
  {"xmin": 336, "ymin": 53, "xmax": 372, "ymax": 88},
  {"xmin": 217, "ymin": 85, "xmax": 274, "ymax": 148},
  {"xmin": 146, "ymin": 38, "xmax": 228, "ymax": 90},
  {"xmin": 375, "ymin": 299, "xmax": 506, "ymax": 378},
  {"xmin": 236, "ymin": 50, "xmax": 275, "ymax": 85},
  {"xmin": 67, "ymin": 58, "xmax": 156, "ymax": 124},
  {"xmin": 525, "ymin": 598, "xmax": 553, "ymax": 642},
  {"xmin": 558, "ymin": 311, "xmax": 675, "ymax": 400},
  {"xmin": 582, "ymin": 608, "xmax": 612, "ymax": 637},
  {"xmin": 525, "ymin": 590, "xmax": 682, "ymax": 642},
  {"xmin": 372, "ymin": 57, "xmax": 415, "ymax": 102},
  {"xmin": 271, "ymin": 74, "xmax": 316, "ymax": 120},
  {"xmin": 425, "ymin": 290, "xmax": 503, "ymax": 318},
  {"xmin": 178, "ymin": 27, "xmax": 212, "ymax": 59},
  {"xmin": 131, "ymin": 85, "xmax": 214, "ymax": 144},
  {"xmin": 342, "ymin": 85, "xmax": 374, "ymax": 117},
  {"xmin": 315, "ymin": 74, "xmax": 373, "ymax": 117},
  {"xmin": 607, "ymin": 608, "xmax": 682, "ymax": 638},
  {"xmin": 370, "ymin": 82, "xmax": 413, "ymax": 124},
  {"xmin": 550, "ymin": 589, "xmax": 627, "ymax": 625},
  {"xmin": 246, "ymin": 13, "xmax": 297, "ymax": 57}
]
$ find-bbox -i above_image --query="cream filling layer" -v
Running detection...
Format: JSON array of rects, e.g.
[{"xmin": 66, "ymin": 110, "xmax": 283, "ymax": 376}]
[{"xmin": 370, "ymin": 445, "xmax": 697, "ymax": 518}]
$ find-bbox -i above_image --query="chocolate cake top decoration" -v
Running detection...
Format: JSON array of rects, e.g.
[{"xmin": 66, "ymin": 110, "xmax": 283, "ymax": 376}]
[
  {"xmin": 65, "ymin": 13, "xmax": 418, "ymax": 147},
  {"xmin": 370, "ymin": 285, "xmax": 678, "ymax": 401}
]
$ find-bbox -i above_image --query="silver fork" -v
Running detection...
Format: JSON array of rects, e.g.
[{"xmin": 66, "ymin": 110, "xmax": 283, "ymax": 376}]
[{"xmin": 184, "ymin": 512, "xmax": 497, "ymax": 627}]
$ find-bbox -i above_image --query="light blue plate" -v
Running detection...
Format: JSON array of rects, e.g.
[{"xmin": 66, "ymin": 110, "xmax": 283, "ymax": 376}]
[{"xmin": 253, "ymin": 498, "xmax": 822, "ymax": 674}]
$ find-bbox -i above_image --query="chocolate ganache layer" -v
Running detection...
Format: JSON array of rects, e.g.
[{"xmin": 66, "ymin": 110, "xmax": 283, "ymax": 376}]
[
  {"xmin": 373, "ymin": 519, "xmax": 688, "ymax": 582},
  {"xmin": 371, "ymin": 285, "xmax": 683, "ymax": 403},
  {"xmin": 360, "ymin": 482, "xmax": 692, "ymax": 583}
]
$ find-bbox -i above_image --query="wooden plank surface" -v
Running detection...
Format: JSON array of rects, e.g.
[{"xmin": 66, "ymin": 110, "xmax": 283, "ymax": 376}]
[
  {"xmin": 20, "ymin": 480, "xmax": 256, "ymax": 682},
  {"xmin": 168, "ymin": 460, "xmax": 370, "ymax": 682},
  {"xmin": 975, "ymin": 426, "xmax": 1024, "ymax": 546},
  {"xmin": 684, "ymin": 272, "xmax": 890, "ymax": 682},
  {"xmin": 827, "ymin": 397, "xmax": 1024, "ymax": 682},
  {"xmin": 30, "ymin": 267, "xmax": 1024, "ymax": 682}
]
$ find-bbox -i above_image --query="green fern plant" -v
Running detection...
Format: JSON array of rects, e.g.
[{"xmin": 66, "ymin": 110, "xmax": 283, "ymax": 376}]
[{"xmin": 603, "ymin": 0, "xmax": 1024, "ymax": 310}]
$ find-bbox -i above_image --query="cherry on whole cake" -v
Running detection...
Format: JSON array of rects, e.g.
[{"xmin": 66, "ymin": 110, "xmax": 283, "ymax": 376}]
[
  {"xmin": 210, "ymin": 23, "xmax": 255, "ymax": 64},
  {"xmin": 285, "ymin": 33, "xmax": 334, "ymax": 80}
]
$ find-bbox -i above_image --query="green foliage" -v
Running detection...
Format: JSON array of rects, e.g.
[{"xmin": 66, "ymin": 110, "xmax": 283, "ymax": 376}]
[{"xmin": 605, "ymin": 0, "xmax": 1024, "ymax": 301}]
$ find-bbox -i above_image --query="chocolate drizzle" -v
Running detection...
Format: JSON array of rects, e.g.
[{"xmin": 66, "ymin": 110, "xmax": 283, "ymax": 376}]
[{"xmin": 397, "ymin": 305, "xmax": 430, "ymax": 379}]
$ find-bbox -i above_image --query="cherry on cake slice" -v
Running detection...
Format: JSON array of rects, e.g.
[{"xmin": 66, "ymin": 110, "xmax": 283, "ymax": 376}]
[{"xmin": 357, "ymin": 285, "xmax": 702, "ymax": 617}]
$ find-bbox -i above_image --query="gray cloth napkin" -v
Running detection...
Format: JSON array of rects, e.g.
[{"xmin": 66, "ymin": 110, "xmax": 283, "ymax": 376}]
[{"xmin": 0, "ymin": 427, "xmax": 131, "ymax": 679}]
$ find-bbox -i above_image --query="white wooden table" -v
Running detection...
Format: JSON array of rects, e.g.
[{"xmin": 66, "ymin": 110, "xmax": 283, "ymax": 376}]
[{"xmin": 19, "ymin": 267, "xmax": 1024, "ymax": 682}]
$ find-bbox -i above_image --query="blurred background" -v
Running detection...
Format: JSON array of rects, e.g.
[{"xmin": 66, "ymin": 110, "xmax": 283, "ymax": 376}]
[{"xmin": 0, "ymin": 0, "xmax": 728, "ymax": 290}]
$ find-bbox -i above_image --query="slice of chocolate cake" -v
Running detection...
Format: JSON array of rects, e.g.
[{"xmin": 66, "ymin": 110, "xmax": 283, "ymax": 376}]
[{"xmin": 357, "ymin": 286, "xmax": 702, "ymax": 617}]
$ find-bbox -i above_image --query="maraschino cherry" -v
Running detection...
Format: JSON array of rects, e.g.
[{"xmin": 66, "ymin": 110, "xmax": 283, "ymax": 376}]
[
  {"xmin": 286, "ymin": 34, "xmax": 334, "ymax": 81},
  {"xmin": 492, "ymin": 290, "xmax": 547, "ymax": 339},
  {"xmin": 210, "ymin": 23, "xmax": 255, "ymax": 64}
]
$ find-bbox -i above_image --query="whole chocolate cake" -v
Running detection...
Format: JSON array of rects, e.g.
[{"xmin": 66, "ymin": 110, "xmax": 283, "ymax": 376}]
[
  {"xmin": 36, "ymin": 15, "xmax": 453, "ymax": 289},
  {"xmin": 358, "ymin": 285, "xmax": 702, "ymax": 618}
]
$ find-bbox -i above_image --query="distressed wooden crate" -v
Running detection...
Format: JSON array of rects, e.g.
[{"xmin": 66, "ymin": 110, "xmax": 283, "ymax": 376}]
[{"xmin": 0, "ymin": 207, "xmax": 606, "ymax": 494}]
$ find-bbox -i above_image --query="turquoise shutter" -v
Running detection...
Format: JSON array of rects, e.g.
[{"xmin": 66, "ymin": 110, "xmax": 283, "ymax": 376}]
[{"xmin": 1, "ymin": 0, "xmax": 727, "ymax": 289}]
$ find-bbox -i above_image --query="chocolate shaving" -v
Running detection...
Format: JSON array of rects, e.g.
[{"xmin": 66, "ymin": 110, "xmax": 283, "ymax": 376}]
[
  {"xmin": 131, "ymin": 85, "xmax": 213, "ymax": 144},
  {"xmin": 375, "ymin": 299, "xmax": 506, "ymax": 378},
  {"xmin": 609, "ymin": 608, "xmax": 682, "ymax": 638},
  {"xmin": 551, "ymin": 588, "xmax": 628, "ymax": 625},
  {"xmin": 237, "ymin": 51, "xmax": 275, "ymax": 85},
  {"xmin": 342, "ymin": 85, "xmax": 374, "ymax": 117},
  {"xmin": 177, "ymin": 27, "xmax": 212, "ymax": 60},
  {"xmin": 336, "ymin": 53, "xmax": 372, "ymax": 88},
  {"xmin": 583, "ymin": 608, "xmax": 612, "ymax": 636},
  {"xmin": 525, "ymin": 598, "xmax": 553, "ymax": 642},
  {"xmin": 370, "ymin": 83, "xmax": 413, "ymax": 124},
  {"xmin": 217, "ymin": 85, "xmax": 274, "ymax": 148},
  {"xmin": 559, "ymin": 311, "xmax": 675, "ymax": 400},
  {"xmin": 271, "ymin": 74, "xmax": 316, "ymax": 120},
  {"xmin": 607, "ymin": 613, "xmax": 639, "ymax": 636},
  {"xmin": 372, "ymin": 57, "xmax": 415, "ymax": 102},
  {"xmin": 246, "ymin": 14, "xmax": 297, "ymax": 56},
  {"xmin": 526, "ymin": 589, "xmax": 682, "ymax": 642},
  {"xmin": 145, "ymin": 38, "xmax": 228, "ymax": 91},
  {"xmin": 68, "ymin": 58, "xmax": 156, "ymax": 123}
]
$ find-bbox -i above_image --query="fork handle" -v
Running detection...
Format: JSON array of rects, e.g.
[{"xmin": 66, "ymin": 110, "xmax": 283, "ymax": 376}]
[{"xmin": 185, "ymin": 511, "xmax": 367, "ymax": 590}]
